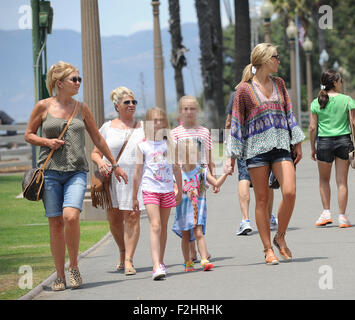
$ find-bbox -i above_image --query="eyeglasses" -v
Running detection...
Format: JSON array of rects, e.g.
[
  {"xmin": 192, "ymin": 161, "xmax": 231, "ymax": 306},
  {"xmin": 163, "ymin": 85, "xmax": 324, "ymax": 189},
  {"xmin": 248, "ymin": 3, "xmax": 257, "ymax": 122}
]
[
  {"xmin": 123, "ymin": 100, "xmax": 138, "ymax": 106},
  {"xmin": 271, "ymin": 55, "xmax": 280, "ymax": 60},
  {"xmin": 67, "ymin": 76, "xmax": 82, "ymax": 83}
]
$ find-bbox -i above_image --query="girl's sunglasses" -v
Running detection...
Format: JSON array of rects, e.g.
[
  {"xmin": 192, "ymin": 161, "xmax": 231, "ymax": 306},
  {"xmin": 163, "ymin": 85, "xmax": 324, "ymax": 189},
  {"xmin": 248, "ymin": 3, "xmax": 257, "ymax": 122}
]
[
  {"xmin": 68, "ymin": 76, "xmax": 82, "ymax": 83},
  {"xmin": 123, "ymin": 100, "xmax": 138, "ymax": 105}
]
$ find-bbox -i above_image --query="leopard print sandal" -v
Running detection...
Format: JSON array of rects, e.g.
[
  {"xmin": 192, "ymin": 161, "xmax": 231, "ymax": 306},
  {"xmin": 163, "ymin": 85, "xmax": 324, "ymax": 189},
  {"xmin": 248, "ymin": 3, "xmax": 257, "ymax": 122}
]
[{"xmin": 69, "ymin": 267, "xmax": 82, "ymax": 289}]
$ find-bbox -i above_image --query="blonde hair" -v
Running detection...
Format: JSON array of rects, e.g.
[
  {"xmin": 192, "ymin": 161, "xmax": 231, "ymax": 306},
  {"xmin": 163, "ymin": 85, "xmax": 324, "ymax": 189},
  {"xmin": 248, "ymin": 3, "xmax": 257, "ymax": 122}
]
[
  {"xmin": 237, "ymin": 43, "xmax": 278, "ymax": 88},
  {"xmin": 145, "ymin": 107, "xmax": 176, "ymax": 163},
  {"xmin": 178, "ymin": 95, "xmax": 200, "ymax": 111},
  {"xmin": 46, "ymin": 61, "xmax": 78, "ymax": 96},
  {"xmin": 110, "ymin": 86, "xmax": 135, "ymax": 107}
]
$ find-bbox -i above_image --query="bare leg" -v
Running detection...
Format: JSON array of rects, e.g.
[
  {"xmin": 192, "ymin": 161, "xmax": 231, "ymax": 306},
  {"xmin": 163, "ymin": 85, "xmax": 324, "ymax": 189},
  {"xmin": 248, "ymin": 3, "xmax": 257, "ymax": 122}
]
[
  {"xmin": 123, "ymin": 210, "xmax": 141, "ymax": 269},
  {"xmin": 317, "ymin": 160, "xmax": 332, "ymax": 211},
  {"xmin": 48, "ymin": 216, "xmax": 66, "ymax": 280},
  {"xmin": 334, "ymin": 157, "xmax": 350, "ymax": 214},
  {"xmin": 194, "ymin": 226, "xmax": 209, "ymax": 260},
  {"xmin": 107, "ymin": 208, "xmax": 125, "ymax": 267},
  {"xmin": 249, "ymin": 166, "xmax": 271, "ymax": 249},
  {"xmin": 268, "ymin": 188, "xmax": 274, "ymax": 219},
  {"xmin": 145, "ymin": 204, "xmax": 162, "ymax": 271},
  {"xmin": 238, "ymin": 180, "xmax": 251, "ymax": 220},
  {"xmin": 159, "ymin": 207, "xmax": 171, "ymax": 264},
  {"xmin": 63, "ymin": 207, "xmax": 81, "ymax": 269},
  {"xmin": 181, "ymin": 231, "xmax": 191, "ymax": 262}
]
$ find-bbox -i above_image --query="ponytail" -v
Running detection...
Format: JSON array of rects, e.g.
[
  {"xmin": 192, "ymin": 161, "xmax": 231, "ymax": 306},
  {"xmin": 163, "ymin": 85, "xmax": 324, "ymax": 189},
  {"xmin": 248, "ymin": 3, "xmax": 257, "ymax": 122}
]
[
  {"xmin": 236, "ymin": 64, "xmax": 254, "ymax": 89},
  {"xmin": 318, "ymin": 69, "xmax": 342, "ymax": 109},
  {"xmin": 318, "ymin": 89, "xmax": 329, "ymax": 109}
]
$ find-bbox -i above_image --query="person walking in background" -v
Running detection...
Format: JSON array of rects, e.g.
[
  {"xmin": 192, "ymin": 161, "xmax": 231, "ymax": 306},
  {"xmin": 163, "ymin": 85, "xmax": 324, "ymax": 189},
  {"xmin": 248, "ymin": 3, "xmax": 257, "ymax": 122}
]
[
  {"xmin": 172, "ymin": 139, "xmax": 229, "ymax": 272},
  {"xmin": 91, "ymin": 86, "xmax": 145, "ymax": 275},
  {"xmin": 225, "ymin": 92, "xmax": 277, "ymax": 236},
  {"xmin": 171, "ymin": 96, "xmax": 214, "ymax": 261},
  {"xmin": 309, "ymin": 69, "xmax": 355, "ymax": 228},
  {"xmin": 133, "ymin": 107, "xmax": 182, "ymax": 280},
  {"xmin": 25, "ymin": 61, "xmax": 126, "ymax": 291},
  {"xmin": 225, "ymin": 43, "xmax": 305, "ymax": 265}
]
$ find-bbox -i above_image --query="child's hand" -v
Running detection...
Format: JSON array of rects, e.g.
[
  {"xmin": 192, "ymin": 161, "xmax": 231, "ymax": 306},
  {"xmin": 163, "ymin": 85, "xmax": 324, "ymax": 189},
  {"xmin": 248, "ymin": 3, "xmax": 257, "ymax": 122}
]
[
  {"xmin": 212, "ymin": 186, "xmax": 220, "ymax": 193},
  {"xmin": 132, "ymin": 198, "xmax": 140, "ymax": 213}
]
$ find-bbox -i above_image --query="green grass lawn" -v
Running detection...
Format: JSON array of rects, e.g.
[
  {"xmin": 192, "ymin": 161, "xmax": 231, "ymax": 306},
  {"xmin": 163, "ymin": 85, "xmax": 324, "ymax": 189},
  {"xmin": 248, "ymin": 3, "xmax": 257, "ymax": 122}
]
[{"xmin": 0, "ymin": 175, "xmax": 109, "ymax": 300}]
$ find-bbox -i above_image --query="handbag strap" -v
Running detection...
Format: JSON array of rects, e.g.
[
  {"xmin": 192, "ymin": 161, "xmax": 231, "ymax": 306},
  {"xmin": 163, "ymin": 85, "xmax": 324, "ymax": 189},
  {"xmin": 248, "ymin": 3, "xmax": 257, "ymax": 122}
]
[
  {"xmin": 40, "ymin": 100, "xmax": 79, "ymax": 171},
  {"xmin": 111, "ymin": 120, "xmax": 137, "ymax": 170},
  {"xmin": 347, "ymin": 97, "xmax": 355, "ymax": 149}
]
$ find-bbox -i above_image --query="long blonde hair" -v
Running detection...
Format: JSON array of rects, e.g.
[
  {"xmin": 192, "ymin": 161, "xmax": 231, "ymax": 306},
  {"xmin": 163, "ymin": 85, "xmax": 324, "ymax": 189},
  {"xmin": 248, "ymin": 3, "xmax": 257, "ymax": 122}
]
[
  {"xmin": 144, "ymin": 107, "xmax": 176, "ymax": 163},
  {"xmin": 237, "ymin": 43, "xmax": 278, "ymax": 88},
  {"xmin": 46, "ymin": 61, "xmax": 78, "ymax": 96}
]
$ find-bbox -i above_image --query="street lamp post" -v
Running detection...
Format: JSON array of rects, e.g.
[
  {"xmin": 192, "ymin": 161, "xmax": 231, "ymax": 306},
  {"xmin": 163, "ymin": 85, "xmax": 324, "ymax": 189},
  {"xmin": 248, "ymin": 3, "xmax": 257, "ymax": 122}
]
[
  {"xmin": 303, "ymin": 36, "xmax": 313, "ymax": 109},
  {"xmin": 151, "ymin": 0, "xmax": 166, "ymax": 111},
  {"xmin": 286, "ymin": 20, "xmax": 299, "ymax": 123},
  {"xmin": 260, "ymin": 0, "xmax": 273, "ymax": 43}
]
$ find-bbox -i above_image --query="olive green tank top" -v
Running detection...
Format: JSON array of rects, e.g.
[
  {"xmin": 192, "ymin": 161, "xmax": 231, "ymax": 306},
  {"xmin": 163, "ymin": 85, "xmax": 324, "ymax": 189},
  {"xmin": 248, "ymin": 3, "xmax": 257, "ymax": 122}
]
[{"xmin": 37, "ymin": 104, "xmax": 89, "ymax": 172}]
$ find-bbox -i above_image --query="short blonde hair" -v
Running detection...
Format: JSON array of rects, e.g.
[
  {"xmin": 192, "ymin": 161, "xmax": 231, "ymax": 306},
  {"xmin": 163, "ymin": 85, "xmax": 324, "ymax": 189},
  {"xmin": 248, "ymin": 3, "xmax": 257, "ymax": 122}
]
[
  {"xmin": 178, "ymin": 95, "xmax": 200, "ymax": 111},
  {"xmin": 46, "ymin": 61, "xmax": 78, "ymax": 96},
  {"xmin": 110, "ymin": 86, "xmax": 135, "ymax": 107},
  {"xmin": 237, "ymin": 43, "xmax": 278, "ymax": 88}
]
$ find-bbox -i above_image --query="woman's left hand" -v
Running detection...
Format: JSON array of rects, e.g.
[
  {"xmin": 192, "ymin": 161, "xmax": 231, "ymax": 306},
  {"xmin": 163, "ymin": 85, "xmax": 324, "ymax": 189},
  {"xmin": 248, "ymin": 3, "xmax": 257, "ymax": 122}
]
[
  {"xmin": 292, "ymin": 142, "xmax": 303, "ymax": 165},
  {"xmin": 175, "ymin": 190, "xmax": 182, "ymax": 206},
  {"xmin": 113, "ymin": 166, "xmax": 128, "ymax": 184}
]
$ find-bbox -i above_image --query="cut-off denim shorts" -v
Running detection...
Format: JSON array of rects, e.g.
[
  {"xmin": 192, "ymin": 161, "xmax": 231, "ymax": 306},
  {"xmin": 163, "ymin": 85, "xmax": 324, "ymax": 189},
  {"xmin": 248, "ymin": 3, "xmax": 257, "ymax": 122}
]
[
  {"xmin": 42, "ymin": 170, "xmax": 87, "ymax": 218},
  {"xmin": 237, "ymin": 159, "xmax": 251, "ymax": 182},
  {"xmin": 246, "ymin": 148, "xmax": 293, "ymax": 169},
  {"xmin": 317, "ymin": 134, "xmax": 354, "ymax": 163}
]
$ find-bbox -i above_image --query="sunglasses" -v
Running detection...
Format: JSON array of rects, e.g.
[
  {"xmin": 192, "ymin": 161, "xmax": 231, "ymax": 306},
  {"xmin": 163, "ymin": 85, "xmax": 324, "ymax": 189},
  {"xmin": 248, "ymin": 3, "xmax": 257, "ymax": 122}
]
[
  {"xmin": 271, "ymin": 55, "xmax": 280, "ymax": 60},
  {"xmin": 123, "ymin": 100, "xmax": 138, "ymax": 106},
  {"xmin": 67, "ymin": 76, "xmax": 82, "ymax": 83}
]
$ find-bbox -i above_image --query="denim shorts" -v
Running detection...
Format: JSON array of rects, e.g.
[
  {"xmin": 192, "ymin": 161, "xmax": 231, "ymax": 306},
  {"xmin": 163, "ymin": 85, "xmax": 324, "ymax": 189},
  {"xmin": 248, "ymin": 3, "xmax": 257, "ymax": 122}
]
[
  {"xmin": 246, "ymin": 148, "xmax": 293, "ymax": 169},
  {"xmin": 237, "ymin": 159, "xmax": 251, "ymax": 183},
  {"xmin": 317, "ymin": 134, "xmax": 354, "ymax": 163},
  {"xmin": 42, "ymin": 170, "xmax": 87, "ymax": 218}
]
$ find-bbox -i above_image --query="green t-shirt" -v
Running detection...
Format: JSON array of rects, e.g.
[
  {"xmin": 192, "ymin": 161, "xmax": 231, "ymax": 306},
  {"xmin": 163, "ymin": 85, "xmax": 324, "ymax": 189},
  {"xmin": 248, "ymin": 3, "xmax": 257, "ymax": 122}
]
[{"xmin": 310, "ymin": 94, "xmax": 355, "ymax": 137}]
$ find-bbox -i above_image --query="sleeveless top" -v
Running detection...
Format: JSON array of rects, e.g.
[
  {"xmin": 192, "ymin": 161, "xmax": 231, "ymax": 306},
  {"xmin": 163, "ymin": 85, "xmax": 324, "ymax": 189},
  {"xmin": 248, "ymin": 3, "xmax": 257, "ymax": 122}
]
[{"xmin": 37, "ymin": 104, "xmax": 89, "ymax": 172}]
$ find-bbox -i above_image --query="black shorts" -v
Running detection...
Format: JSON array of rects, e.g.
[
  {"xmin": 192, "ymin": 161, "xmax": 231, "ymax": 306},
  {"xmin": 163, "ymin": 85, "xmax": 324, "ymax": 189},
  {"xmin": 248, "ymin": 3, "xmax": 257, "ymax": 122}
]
[{"xmin": 317, "ymin": 134, "xmax": 354, "ymax": 163}]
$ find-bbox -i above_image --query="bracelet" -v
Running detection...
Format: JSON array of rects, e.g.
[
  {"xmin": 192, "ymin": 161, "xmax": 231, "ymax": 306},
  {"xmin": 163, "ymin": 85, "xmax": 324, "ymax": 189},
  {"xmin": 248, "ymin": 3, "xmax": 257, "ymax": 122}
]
[{"xmin": 112, "ymin": 163, "xmax": 120, "ymax": 168}]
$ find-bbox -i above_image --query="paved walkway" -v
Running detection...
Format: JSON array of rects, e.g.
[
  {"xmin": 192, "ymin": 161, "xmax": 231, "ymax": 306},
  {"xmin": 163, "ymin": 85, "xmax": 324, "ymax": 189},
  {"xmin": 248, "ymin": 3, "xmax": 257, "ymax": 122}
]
[{"xmin": 32, "ymin": 142, "xmax": 355, "ymax": 300}]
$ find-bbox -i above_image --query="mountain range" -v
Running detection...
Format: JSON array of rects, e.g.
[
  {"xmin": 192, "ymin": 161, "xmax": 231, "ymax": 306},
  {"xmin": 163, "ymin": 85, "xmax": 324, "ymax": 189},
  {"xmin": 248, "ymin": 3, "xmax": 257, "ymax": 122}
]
[{"xmin": 0, "ymin": 23, "xmax": 202, "ymax": 122}]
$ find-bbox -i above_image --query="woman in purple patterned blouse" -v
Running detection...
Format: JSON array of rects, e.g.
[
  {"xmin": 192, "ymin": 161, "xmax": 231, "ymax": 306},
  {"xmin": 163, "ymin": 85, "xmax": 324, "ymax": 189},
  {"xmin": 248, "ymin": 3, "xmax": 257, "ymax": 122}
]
[{"xmin": 225, "ymin": 43, "xmax": 305, "ymax": 265}]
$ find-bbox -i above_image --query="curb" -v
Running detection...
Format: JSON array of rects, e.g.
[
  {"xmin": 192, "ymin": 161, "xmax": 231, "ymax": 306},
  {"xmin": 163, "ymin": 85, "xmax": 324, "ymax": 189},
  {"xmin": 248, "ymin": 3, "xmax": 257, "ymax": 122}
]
[{"xmin": 18, "ymin": 232, "xmax": 113, "ymax": 300}]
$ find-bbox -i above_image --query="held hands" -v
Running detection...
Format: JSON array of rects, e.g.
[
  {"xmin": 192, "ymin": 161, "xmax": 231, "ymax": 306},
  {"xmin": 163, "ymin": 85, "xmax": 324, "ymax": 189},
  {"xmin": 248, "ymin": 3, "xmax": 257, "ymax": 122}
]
[
  {"xmin": 224, "ymin": 157, "xmax": 235, "ymax": 175},
  {"xmin": 98, "ymin": 159, "xmax": 112, "ymax": 177}
]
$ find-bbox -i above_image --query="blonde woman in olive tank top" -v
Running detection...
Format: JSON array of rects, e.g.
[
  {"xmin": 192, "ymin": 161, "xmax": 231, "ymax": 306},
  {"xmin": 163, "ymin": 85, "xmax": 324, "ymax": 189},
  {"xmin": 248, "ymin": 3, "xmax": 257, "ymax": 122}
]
[{"xmin": 25, "ymin": 61, "xmax": 127, "ymax": 291}]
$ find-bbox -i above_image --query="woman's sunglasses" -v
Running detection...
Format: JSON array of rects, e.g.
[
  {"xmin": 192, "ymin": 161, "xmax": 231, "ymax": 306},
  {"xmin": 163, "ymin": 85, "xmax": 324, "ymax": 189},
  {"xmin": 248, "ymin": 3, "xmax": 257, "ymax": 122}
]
[
  {"xmin": 271, "ymin": 55, "xmax": 280, "ymax": 60},
  {"xmin": 123, "ymin": 100, "xmax": 138, "ymax": 106},
  {"xmin": 68, "ymin": 76, "xmax": 82, "ymax": 83}
]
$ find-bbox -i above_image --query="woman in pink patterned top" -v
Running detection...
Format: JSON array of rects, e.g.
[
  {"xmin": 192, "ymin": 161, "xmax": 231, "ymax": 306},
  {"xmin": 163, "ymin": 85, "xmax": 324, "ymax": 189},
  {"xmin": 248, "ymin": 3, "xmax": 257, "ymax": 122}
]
[{"xmin": 225, "ymin": 43, "xmax": 305, "ymax": 265}]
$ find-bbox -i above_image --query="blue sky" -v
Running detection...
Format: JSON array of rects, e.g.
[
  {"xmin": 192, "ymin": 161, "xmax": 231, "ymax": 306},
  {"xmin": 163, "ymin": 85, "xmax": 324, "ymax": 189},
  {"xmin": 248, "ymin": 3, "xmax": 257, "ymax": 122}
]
[{"xmin": 0, "ymin": 0, "xmax": 263, "ymax": 36}]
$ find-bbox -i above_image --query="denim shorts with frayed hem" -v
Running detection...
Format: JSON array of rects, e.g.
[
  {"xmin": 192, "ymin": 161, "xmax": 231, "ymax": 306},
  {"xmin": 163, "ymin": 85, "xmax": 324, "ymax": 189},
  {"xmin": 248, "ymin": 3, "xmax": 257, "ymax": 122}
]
[
  {"xmin": 42, "ymin": 170, "xmax": 87, "ymax": 218},
  {"xmin": 246, "ymin": 148, "xmax": 293, "ymax": 169},
  {"xmin": 237, "ymin": 159, "xmax": 251, "ymax": 182},
  {"xmin": 317, "ymin": 134, "xmax": 354, "ymax": 163}
]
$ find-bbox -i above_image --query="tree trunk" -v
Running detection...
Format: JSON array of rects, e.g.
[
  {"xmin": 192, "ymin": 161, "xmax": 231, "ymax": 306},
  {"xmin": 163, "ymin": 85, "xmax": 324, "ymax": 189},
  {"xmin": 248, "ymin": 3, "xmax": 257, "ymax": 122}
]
[
  {"xmin": 195, "ymin": 0, "xmax": 224, "ymax": 129},
  {"xmin": 168, "ymin": 0, "xmax": 186, "ymax": 102},
  {"xmin": 234, "ymin": 0, "xmax": 251, "ymax": 85}
]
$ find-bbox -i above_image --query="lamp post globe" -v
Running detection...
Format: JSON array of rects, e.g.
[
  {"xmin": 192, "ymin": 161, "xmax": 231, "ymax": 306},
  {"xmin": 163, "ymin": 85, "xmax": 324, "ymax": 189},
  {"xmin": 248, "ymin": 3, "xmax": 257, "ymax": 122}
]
[{"xmin": 261, "ymin": 0, "xmax": 273, "ymax": 43}]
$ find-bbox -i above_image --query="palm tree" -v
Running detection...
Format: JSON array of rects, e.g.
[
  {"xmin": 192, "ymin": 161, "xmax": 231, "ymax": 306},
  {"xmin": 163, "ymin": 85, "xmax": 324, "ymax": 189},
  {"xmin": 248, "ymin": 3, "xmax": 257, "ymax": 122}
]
[
  {"xmin": 195, "ymin": 0, "xmax": 225, "ymax": 129},
  {"xmin": 168, "ymin": 0, "xmax": 187, "ymax": 101},
  {"xmin": 234, "ymin": 0, "xmax": 251, "ymax": 85}
]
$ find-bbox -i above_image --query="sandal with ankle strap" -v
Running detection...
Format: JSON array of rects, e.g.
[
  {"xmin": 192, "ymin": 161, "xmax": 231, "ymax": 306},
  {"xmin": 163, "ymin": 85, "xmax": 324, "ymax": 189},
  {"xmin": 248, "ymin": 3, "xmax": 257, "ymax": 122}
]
[
  {"xmin": 264, "ymin": 247, "xmax": 279, "ymax": 265},
  {"xmin": 273, "ymin": 232, "xmax": 292, "ymax": 261},
  {"xmin": 125, "ymin": 258, "xmax": 136, "ymax": 276}
]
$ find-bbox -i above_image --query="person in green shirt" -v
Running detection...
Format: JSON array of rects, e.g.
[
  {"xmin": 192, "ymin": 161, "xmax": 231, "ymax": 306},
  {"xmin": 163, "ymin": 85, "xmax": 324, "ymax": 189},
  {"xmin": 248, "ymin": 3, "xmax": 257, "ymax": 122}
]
[{"xmin": 309, "ymin": 69, "xmax": 355, "ymax": 228}]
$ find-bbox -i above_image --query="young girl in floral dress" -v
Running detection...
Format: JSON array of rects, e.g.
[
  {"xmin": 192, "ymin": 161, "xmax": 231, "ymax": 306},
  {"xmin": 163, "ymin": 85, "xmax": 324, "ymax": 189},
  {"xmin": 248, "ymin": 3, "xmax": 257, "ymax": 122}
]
[{"xmin": 172, "ymin": 139, "xmax": 228, "ymax": 272}]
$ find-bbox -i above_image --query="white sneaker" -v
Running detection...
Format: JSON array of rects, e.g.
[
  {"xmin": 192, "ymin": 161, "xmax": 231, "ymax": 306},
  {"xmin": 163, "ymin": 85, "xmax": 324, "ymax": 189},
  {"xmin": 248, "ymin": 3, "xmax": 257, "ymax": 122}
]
[
  {"xmin": 270, "ymin": 213, "xmax": 278, "ymax": 230},
  {"xmin": 315, "ymin": 211, "xmax": 332, "ymax": 226},
  {"xmin": 236, "ymin": 219, "xmax": 252, "ymax": 235},
  {"xmin": 338, "ymin": 215, "xmax": 352, "ymax": 228},
  {"xmin": 152, "ymin": 268, "xmax": 166, "ymax": 280}
]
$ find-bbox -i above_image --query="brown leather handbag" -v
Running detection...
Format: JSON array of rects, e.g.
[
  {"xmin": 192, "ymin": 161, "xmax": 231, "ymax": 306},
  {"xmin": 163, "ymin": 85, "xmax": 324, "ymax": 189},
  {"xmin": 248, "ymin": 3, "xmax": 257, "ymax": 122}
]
[
  {"xmin": 91, "ymin": 122, "xmax": 136, "ymax": 209},
  {"xmin": 22, "ymin": 101, "xmax": 78, "ymax": 201}
]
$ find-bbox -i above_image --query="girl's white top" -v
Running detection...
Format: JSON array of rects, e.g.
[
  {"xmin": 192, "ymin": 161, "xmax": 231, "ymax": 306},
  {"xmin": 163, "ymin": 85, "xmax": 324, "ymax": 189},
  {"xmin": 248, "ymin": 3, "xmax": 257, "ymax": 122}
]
[
  {"xmin": 99, "ymin": 120, "xmax": 145, "ymax": 210},
  {"xmin": 138, "ymin": 139, "xmax": 174, "ymax": 193}
]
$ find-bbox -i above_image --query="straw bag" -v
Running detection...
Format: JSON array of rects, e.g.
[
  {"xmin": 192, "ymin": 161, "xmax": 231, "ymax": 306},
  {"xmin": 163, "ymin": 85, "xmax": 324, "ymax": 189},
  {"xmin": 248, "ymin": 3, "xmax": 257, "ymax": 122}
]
[
  {"xmin": 91, "ymin": 122, "xmax": 136, "ymax": 209},
  {"xmin": 347, "ymin": 97, "xmax": 355, "ymax": 168},
  {"xmin": 22, "ymin": 101, "xmax": 79, "ymax": 201}
]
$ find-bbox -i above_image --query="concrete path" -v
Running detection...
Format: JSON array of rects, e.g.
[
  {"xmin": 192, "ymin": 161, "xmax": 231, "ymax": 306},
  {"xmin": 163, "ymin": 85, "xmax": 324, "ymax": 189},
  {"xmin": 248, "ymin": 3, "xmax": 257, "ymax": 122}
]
[{"xmin": 32, "ymin": 142, "xmax": 355, "ymax": 300}]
